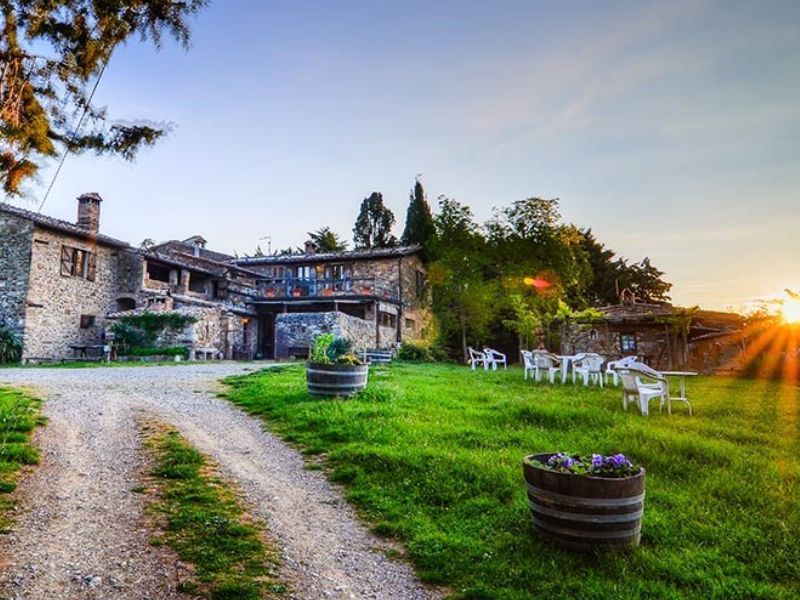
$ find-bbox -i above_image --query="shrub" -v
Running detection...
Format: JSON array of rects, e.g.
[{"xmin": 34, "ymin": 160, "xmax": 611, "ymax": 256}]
[
  {"xmin": 310, "ymin": 334, "xmax": 361, "ymax": 365},
  {"xmin": 0, "ymin": 327, "xmax": 22, "ymax": 364},
  {"xmin": 111, "ymin": 311, "xmax": 196, "ymax": 353},
  {"xmin": 397, "ymin": 340, "xmax": 444, "ymax": 362},
  {"xmin": 310, "ymin": 334, "xmax": 335, "ymax": 363}
]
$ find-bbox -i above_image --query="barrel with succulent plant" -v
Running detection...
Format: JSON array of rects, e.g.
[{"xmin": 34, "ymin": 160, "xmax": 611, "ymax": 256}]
[
  {"xmin": 306, "ymin": 334, "xmax": 368, "ymax": 397},
  {"xmin": 522, "ymin": 452, "xmax": 645, "ymax": 551}
]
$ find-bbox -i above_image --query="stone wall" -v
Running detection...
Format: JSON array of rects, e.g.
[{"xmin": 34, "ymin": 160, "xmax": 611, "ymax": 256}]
[
  {"xmin": 22, "ymin": 227, "xmax": 123, "ymax": 359},
  {"xmin": 0, "ymin": 212, "xmax": 33, "ymax": 339},
  {"xmin": 155, "ymin": 304, "xmax": 253, "ymax": 360},
  {"xmin": 351, "ymin": 255, "xmax": 431, "ymax": 343},
  {"xmin": 274, "ymin": 311, "xmax": 380, "ymax": 359}
]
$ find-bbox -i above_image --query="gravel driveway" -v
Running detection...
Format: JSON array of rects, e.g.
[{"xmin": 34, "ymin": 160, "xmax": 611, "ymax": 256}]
[{"xmin": 0, "ymin": 364, "xmax": 440, "ymax": 600}]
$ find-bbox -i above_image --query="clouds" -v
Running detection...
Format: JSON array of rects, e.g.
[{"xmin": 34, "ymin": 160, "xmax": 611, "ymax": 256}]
[{"xmin": 10, "ymin": 0, "xmax": 800, "ymax": 311}]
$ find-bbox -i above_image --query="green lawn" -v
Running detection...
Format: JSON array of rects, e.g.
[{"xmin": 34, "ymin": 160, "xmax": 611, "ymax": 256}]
[
  {"xmin": 223, "ymin": 363, "xmax": 800, "ymax": 600},
  {"xmin": 142, "ymin": 423, "xmax": 284, "ymax": 599},
  {"xmin": 0, "ymin": 387, "xmax": 43, "ymax": 532}
]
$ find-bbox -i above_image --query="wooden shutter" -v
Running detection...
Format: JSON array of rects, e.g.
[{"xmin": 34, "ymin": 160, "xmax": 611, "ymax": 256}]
[
  {"xmin": 60, "ymin": 246, "xmax": 74, "ymax": 276},
  {"xmin": 86, "ymin": 252, "xmax": 97, "ymax": 282}
]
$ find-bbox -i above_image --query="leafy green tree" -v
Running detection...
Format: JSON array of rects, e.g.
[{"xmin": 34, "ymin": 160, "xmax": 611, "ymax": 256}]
[
  {"xmin": 486, "ymin": 197, "xmax": 592, "ymax": 306},
  {"xmin": 400, "ymin": 176, "xmax": 435, "ymax": 250},
  {"xmin": 308, "ymin": 226, "xmax": 348, "ymax": 252},
  {"xmin": 579, "ymin": 229, "xmax": 671, "ymax": 305},
  {"xmin": 624, "ymin": 257, "xmax": 672, "ymax": 303},
  {"xmin": 0, "ymin": 0, "xmax": 207, "ymax": 195},
  {"xmin": 429, "ymin": 196, "xmax": 495, "ymax": 362},
  {"xmin": 352, "ymin": 192, "xmax": 397, "ymax": 249}
]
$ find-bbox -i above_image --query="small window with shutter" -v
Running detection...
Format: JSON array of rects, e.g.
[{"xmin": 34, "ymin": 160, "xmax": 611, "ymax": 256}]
[{"xmin": 60, "ymin": 245, "xmax": 95, "ymax": 281}]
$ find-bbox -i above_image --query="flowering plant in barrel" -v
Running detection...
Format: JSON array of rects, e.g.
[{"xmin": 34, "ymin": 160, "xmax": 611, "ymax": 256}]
[
  {"xmin": 307, "ymin": 335, "xmax": 367, "ymax": 397},
  {"xmin": 522, "ymin": 452, "xmax": 645, "ymax": 551},
  {"xmin": 531, "ymin": 453, "xmax": 640, "ymax": 478}
]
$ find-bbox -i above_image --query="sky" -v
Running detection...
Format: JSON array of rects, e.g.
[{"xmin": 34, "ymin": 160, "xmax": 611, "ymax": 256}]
[{"xmin": 9, "ymin": 0, "xmax": 800, "ymax": 311}]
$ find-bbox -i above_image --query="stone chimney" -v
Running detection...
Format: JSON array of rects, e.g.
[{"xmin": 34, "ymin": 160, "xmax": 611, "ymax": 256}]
[
  {"xmin": 304, "ymin": 239, "xmax": 319, "ymax": 255},
  {"xmin": 77, "ymin": 192, "xmax": 103, "ymax": 233},
  {"xmin": 183, "ymin": 235, "xmax": 207, "ymax": 257}
]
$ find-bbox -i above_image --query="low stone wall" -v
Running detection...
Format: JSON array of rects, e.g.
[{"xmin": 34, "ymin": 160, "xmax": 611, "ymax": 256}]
[{"xmin": 275, "ymin": 311, "xmax": 381, "ymax": 359}]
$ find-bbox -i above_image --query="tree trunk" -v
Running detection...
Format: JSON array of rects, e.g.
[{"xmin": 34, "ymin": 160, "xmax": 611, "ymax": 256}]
[{"xmin": 459, "ymin": 307, "xmax": 468, "ymax": 364}]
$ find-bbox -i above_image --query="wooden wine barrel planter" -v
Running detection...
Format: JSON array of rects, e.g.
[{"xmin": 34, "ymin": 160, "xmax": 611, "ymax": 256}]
[
  {"xmin": 522, "ymin": 453, "xmax": 645, "ymax": 551},
  {"xmin": 306, "ymin": 362, "xmax": 368, "ymax": 397}
]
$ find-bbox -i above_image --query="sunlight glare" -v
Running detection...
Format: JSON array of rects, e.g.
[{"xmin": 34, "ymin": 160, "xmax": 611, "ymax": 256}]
[{"xmin": 782, "ymin": 297, "xmax": 800, "ymax": 324}]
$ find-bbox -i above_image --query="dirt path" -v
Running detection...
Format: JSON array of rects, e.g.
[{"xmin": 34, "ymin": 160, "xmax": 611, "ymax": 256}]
[{"xmin": 0, "ymin": 364, "xmax": 440, "ymax": 600}]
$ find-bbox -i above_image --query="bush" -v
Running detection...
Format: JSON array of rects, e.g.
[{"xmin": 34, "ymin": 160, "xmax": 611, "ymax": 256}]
[
  {"xmin": 310, "ymin": 334, "xmax": 361, "ymax": 365},
  {"xmin": 0, "ymin": 327, "xmax": 22, "ymax": 364},
  {"xmin": 111, "ymin": 311, "xmax": 196, "ymax": 354},
  {"xmin": 397, "ymin": 340, "xmax": 442, "ymax": 362}
]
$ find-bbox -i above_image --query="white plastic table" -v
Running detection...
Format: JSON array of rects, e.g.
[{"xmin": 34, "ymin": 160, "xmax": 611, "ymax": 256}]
[
  {"xmin": 556, "ymin": 354, "xmax": 585, "ymax": 384},
  {"xmin": 660, "ymin": 371, "xmax": 698, "ymax": 414}
]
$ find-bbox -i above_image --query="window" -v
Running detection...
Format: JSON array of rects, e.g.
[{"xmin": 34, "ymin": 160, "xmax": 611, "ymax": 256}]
[
  {"xmin": 60, "ymin": 245, "xmax": 96, "ymax": 281},
  {"xmin": 324, "ymin": 263, "xmax": 352, "ymax": 291},
  {"xmin": 620, "ymin": 334, "xmax": 637, "ymax": 353},
  {"xmin": 379, "ymin": 311, "xmax": 397, "ymax": 328},
  {"xmin": 116, "ymin": 298, "xmax": 136, "ymax": 312},
  {"xmin": 80, "ymin": 315, "xmax": 96, "ymax": 329},
  {"xmin": 295, "ymin": 265, "xmax": 314, "ymax": 279},
  {"xmin": 405, "ymin": 318, "xmax": 416, "ymax": 331},
  {"xmin": 415, "ymin": 270, "xmax": 426, "ymax": 299},
  {"xmin": 146, "ymin": 261, "xmax": 171, "ymax": 283}
]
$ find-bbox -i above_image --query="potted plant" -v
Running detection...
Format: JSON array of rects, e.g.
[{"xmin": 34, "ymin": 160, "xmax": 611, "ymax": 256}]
[
  {"xmin": 306, "ymin": 334, "xmax": 368, "ymax": 397},
  {"xmin": 522, "ymin": 452, "xmax": 645, "ymax": 551}
]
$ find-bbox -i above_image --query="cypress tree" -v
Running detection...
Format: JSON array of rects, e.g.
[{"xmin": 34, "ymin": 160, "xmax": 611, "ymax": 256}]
[{"xmin": 401, "ymin": 176, "xmax": 436, "ymax": 249}]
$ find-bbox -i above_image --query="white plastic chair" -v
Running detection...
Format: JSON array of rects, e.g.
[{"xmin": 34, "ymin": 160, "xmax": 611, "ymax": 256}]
[
  {"xmin": 573, "ymin": 354, "xmax": 605, "ymax": 387},
  {"xmin": 483, "ymin": 347, "xmax": 507, "ymax": 371},
  {"xmin": 521, "ymin": 350, "xmax": 536, "ymax": 380},
  {"xmin": 605, "ymin": 355, "xmax": 638, "ymax": 386},
  {"xmin": 467, "ymin": 346, "xmax": 488, "ymax": 370},
  {"xmin": 630, "ymin": 361, "xmax": 693, "ymax": 416},
  {"xmin": 533, "ymin": 352, "xmax": 560, "ymax": 383},
  {"xmin": 619, "ymin": 367, "xmax": 669, "ymax": 416}
]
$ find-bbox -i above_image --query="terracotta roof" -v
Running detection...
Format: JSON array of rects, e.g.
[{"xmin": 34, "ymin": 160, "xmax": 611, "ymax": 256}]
[
  {"xmin": 0, "ymin": 202, "xmax": 130, "ymax": 248},
  {"xmin": 234, "ymin": 245, "xmax": 423, "ymax": 266}
]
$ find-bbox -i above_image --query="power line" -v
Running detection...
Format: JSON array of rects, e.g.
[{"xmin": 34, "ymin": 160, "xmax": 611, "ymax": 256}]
[{"xmin": 38, "ymin": 55, "xmax": 110, "ymax": 213}]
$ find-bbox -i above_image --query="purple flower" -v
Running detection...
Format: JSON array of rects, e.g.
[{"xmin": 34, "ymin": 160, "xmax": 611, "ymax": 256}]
[{"xmin": 592, "ymin": 454, "xmax": 603, "ymax": 468}]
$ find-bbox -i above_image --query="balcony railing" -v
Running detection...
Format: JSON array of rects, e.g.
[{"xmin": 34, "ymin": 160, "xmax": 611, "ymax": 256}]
[{"xmin": 257, "ymin": 277, "xmax": 400, "ymax": 302}]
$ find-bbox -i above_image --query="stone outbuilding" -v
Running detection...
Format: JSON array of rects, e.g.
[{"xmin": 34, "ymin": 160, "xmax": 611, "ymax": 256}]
[{"xmin": 556, "ymin": 301, "xmax": 747, "ymax": 373}]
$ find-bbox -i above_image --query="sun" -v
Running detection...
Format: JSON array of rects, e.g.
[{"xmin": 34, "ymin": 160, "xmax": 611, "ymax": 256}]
[{"xmin": 781, "ymin": 296, "xmax": 800, "ymax": 324}]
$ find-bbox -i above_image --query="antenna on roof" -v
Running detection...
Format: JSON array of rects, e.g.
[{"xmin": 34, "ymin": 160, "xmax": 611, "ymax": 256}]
[{"xmin": 259, "ymin": 236, "xmax": 272, "ymax": 254}]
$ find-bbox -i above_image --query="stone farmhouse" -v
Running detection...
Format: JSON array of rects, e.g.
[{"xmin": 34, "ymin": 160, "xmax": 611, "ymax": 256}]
[{"xmin": 0, "ymin": 194, "xmax": 429, "ymax": 362}]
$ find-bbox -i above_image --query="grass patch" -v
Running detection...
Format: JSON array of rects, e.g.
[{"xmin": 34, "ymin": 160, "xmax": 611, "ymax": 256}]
[
  {"xmin": 223, "ymin": 363, "xmax": 800, "ymax": 600},
  {"xmin": 0, "ymin": 387, "xmax": 44, "ymax": 532},
  {"xmin": 142, "ymin": 423, "xmax": 284, "ymax": 599}
]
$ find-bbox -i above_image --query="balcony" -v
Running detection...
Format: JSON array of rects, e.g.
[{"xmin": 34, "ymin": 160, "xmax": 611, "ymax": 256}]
[{"xmin": 256, "ymin": 277, "xmax": 400, "ymax": 303}]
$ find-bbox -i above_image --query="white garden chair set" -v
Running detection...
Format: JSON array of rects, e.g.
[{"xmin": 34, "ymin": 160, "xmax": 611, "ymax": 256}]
[
  {"xmin": 521, "ymin": 351, "xmax": 695, "ymax": 417},
  {"xmin": 520, "ymin": 350, "xmax": 609, "ymax": 387},
  {"xmin": 467, "ymin": 346, "xmax": 507, "ymax": 371}
]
